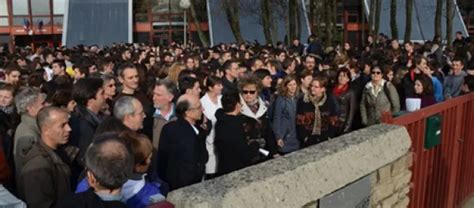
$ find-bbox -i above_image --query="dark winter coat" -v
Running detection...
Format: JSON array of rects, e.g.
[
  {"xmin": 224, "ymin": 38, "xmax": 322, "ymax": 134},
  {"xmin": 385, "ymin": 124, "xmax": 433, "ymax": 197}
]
[
  {"xmin": 71, "ymin": 105, "xmax": 101, "ymax": 160},
  {"xmin": 55, "ymin": 189, "xmax": 128, "ymax": 208},
  {"xmin": 214, "ymin": 109, "xmax": 260, "ymax": 176},
  {"xmin": 334, "ymin": 89, "xmax": 357, "ymax": 135},
  {"xmin": 240, "ymin": 97, "xmax": 278, "ymax": 157},
  {"xmin": 157, "ymin": 118, "xmax": 208, "ymax": 191},
  {"xmin": 17, "ymin": 140, "xmax": 72, "ymax": 208}
]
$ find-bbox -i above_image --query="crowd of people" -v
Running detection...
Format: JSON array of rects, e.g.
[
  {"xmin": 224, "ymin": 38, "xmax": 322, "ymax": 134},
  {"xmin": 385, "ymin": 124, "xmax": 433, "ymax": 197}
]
[{"xmin": 0, "ymin": 31, "xmax": 474, "ymax": 207}]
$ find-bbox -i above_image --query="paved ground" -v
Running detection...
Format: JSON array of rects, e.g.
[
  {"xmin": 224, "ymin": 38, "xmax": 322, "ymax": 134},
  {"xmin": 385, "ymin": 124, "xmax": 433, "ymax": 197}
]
[{"xmin": 464, "ymin": 198, "xmax": 474, "ymax": 208}]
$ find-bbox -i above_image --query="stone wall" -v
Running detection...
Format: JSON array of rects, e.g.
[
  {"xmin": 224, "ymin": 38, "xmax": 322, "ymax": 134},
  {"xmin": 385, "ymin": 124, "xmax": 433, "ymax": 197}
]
[
  {"xmin": 167, "ymin": 124, "xmax": 412, "ymax": 208},
  {"xmin": 371, "ymin": 153, "xmax": 412, "ymax": 208}
]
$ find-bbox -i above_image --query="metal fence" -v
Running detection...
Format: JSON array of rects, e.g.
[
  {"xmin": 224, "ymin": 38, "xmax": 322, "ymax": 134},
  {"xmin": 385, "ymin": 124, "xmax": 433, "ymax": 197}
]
[{"xmin": 383, "ymin": 93, "xmax": 474, "ymax": 208}]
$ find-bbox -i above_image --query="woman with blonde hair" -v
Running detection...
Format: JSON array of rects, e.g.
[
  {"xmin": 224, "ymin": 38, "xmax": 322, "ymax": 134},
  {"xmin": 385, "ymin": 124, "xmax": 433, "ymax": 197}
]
[{"xmin": 166, "ymin": 63, "xmax": 186, "ymax": 84}]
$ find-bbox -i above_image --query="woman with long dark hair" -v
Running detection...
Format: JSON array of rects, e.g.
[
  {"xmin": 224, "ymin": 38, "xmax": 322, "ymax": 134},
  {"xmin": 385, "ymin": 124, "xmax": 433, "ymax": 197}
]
[
  {"xmin": 412, "ymin": 75, "xmax": 437, "ymax": 108},
  {"xmin": 200, "ymin": 76, "xmax": 223, "ymax": 177}
]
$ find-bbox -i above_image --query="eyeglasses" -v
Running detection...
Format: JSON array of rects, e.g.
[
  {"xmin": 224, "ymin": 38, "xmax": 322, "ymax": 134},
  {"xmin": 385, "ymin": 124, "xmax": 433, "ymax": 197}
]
[
  {"xmin": 242, "ymin": 90, "xmax": 256, "ymax": 95},
  {"xmin": 371, "ymin": 71, "xmax": 382, "ymax": 75}
]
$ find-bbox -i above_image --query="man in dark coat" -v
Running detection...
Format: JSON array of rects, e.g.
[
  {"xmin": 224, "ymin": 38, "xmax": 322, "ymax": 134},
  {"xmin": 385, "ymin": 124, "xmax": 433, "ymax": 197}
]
[
  {"xmin": 157, "ymin": 94, "xmax": 208, "ymax": 191},
  {"xmin": 221, "ymin": 60, "xmax": 239, "ymax": 95},
  {"xmin": 70, "ymin": 78, "xmax": 106, "ymax": 159},
  {"xmin": 17, "ymin": 107, "xmax": 76, "ymax": 208}
]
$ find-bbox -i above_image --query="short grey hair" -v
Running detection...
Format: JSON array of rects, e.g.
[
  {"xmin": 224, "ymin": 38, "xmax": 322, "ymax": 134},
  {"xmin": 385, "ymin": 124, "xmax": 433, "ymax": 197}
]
[
  {"xmin": 113, "ymin": 96, "xmax": 138, "ymax": 121},
  {"xmin": 15, "ymin": 87, "xmax": 43, "ymax": 114},
  {"xmin": 156, "ymin": 79, "xmax": 177, "ymax": 96}
]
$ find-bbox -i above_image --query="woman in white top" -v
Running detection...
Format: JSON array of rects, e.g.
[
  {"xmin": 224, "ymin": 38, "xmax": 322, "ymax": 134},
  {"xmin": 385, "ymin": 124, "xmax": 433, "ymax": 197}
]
[{"xmin": 200, "ymin": 76, "xmax": 223, "ymax": 178}]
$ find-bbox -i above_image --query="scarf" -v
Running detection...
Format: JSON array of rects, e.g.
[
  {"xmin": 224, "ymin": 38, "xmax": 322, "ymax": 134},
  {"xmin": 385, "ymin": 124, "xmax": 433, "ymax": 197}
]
[
  {"xmin": 0, "ymin": 105, "xmax": 14, "ymax": 115},
  {"xmin": 247, "ymin": 101, "xmax": 260, "ymax": 115},
  {"xmin": 332, "ymin": 84, "xmax": 349, "ymax": 97},
  {"xmin": 304, "ymin": 92, "xmax": 327, "ymax": 136}
]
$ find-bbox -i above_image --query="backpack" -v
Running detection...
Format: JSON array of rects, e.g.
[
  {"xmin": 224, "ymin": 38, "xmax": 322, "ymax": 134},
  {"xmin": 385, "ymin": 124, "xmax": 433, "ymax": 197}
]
[{"xmin": 383, "ymin": 82, "xmax": 394, "ymax": 111}]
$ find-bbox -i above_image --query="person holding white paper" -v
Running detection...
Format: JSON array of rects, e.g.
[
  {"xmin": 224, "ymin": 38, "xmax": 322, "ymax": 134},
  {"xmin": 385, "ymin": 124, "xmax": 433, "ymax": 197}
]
[
  {"xmin": 238, "ymin": 76, "xmax": 279, "ymax": 159},
  {"xmin": 214, "ymin": 92, "xmax": 260, "ymax": 176},
  {"xmin": 410, "ymin": 75, "xmax": 437, "ymax": 109}
]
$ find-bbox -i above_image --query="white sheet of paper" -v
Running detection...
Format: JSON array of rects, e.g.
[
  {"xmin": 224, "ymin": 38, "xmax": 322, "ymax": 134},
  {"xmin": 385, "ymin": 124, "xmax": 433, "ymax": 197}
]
[
  {"xmin": 406, "ymin": 98, "xmax": 421, "ymax": 112},
  {"xmin": 259, "ymin": 148, "xmax": 269, "ymax": 156}
]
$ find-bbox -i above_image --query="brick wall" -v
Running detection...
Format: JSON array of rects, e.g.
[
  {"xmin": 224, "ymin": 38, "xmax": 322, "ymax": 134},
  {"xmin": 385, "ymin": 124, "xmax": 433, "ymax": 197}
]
[{"xmin": 371, "ymin": 153, "xmax": 413, "ymax": 208}]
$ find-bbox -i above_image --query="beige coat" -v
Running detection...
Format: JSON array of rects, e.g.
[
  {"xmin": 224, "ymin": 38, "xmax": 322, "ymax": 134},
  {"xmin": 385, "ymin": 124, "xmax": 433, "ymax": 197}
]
[{"xmin": 360, "ymin": 80, "xmax": 400, "ymax": 126}]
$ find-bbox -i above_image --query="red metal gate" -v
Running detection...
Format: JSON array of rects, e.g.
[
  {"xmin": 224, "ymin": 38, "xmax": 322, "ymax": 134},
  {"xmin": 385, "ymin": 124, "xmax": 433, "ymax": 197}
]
[{"xmin": 383, "ymin": 93, "xmax": 474, "ymax": 208}]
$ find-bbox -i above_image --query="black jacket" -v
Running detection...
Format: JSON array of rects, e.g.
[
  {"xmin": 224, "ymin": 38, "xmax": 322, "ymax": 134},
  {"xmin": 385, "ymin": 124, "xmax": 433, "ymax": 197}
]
[
  {"xmin": 71, "ymin": 105, "xmax": 101, "ymax": 160},
  {"xmin": 214, "ymin": 109, "xmax": 260, "ymax": 176},
  {"xmin": 334, "ymin": 89, "xmax": 357, "ymax": 135},
  {"xmin": 157, "ymin": 118, "xmax": 208, "ymax": 190},
  {"xmin": 221, "ymin": 77, "xmax": 238, "ymax": 95},
  {"xmin": 56, "ymin": 189, "xmax": 127, "ymax": 208},
  {"xmin": 400, "ymin": 71, "xmax": 421, "ymax": 110}
]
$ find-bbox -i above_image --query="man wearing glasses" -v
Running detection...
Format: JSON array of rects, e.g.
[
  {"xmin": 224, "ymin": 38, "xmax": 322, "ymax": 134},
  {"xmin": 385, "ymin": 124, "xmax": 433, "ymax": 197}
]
[{"xmin": 157, "ymin": 94, "xmax": 208, "ymax": 191}]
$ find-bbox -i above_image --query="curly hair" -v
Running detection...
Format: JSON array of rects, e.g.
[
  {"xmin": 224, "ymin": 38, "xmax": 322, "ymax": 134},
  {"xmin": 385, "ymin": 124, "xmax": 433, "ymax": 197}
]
[{"xmin": 238, "ymin": 75, "xmax": 262, "ymax": 93}]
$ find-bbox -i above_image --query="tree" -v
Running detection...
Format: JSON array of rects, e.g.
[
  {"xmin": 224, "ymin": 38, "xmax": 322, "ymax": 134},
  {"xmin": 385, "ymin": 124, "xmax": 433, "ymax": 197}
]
[
  {"xmin": 434, "ymin": 0, "xmax": 443, "ymax": 40},
  {"xmin": 223, "ymin": 0, "xmax": 244, "ymax": 43},
  {"xmin": 190, "ymin": 0, "xmax": 209, "ymax": 47},
  {"xmin": 309, "ymin": 0, "xmax": 321, "ymax": 37},
  {"xmin": 374, "ymin": 0, "xmax": 382, "ymax": 36},
  {"xmin": 369, "ymin": 0, "xmax": 376, "ymax": 37},
  {"xmin": 404, "ymin": 0, "xmax": 413, "ymax": 42},
  {"xmin": 261, "ymin": 0, "xmax": 273, "ymax": 44},
  {"xmin": 390, "ymin": 0, "xmax": 399, "ymax": 39},
  {"xmin": 323, "ymin": 0, "xmax": 335, "ymax": 47},
  {"xmin": 446, "ymin": 0, "xmax": 453, "ymax": 47},
  {"xmin": 288, "ymin": 0, "xmax": 298, "ymax": 42},
  {"xmin": 331, "ymin": 0, "xmax": 338, "ymax": 43}
]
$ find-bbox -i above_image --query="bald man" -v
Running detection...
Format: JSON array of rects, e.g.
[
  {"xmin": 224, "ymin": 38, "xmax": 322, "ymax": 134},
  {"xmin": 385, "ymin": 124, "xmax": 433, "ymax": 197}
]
[{"xmin": 156, "ymin": 94, "xmax": 208, "ymax": 190}]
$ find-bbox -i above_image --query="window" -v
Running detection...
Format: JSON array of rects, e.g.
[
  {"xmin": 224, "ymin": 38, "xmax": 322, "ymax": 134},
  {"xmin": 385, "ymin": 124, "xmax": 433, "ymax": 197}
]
[
  {"xmin": 33, "ymin": 17, "xmax": 51, "ymax": 26},
  {"xmin": 13, "ymin": 17, "xmax": 29, "ymax": 26},
  {"xmin": 53, "ymin": 16, "xmax": 63, "ymax": 26},
  {"xmin": 13, "ymin": 0, "xmax": 29, "ymax": 15},
  {"xmin": 0, "ymin": 0, "xmax": 7, "ymax": 16},
  {"xmin": 31, "ymin": 0, "xmax": 51, "ymax": 15},
  {"xmin": 0, "ymin": 18, "xmax": 8, "ymax": 26},
  {"xmin": 53, "ymin": 0, "xmax": 66, "ymax": 15}
]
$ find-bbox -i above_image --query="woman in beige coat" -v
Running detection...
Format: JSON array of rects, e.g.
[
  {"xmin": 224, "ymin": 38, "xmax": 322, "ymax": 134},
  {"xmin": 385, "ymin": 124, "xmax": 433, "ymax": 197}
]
[{"xmin": 360, "ymin": 66, "xmax": 400, "ymax": 126}]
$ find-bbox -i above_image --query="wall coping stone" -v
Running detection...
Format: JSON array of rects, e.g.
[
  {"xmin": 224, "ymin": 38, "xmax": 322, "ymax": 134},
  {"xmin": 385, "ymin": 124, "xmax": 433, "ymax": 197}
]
[{"xmin": 167, "ymin": 124, "xmax": 411, "ymax": 208}]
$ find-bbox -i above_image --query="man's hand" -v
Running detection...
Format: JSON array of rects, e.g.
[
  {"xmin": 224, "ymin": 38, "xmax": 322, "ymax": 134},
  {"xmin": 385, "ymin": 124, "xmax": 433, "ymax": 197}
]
[{"xmin": 277, "ymin": 139, "xmax": 284, "ymax": 147}]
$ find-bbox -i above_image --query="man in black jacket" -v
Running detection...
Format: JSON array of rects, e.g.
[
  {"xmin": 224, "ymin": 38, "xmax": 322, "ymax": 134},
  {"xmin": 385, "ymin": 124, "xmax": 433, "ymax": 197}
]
[
  {"xmin": 157, "ymin": 94, "xmax": 208, "ymax": 190},
  {"xmin": 221, "ymin": 60, "xmax": 239, "ymax": 95},
  {"xmin": 71, "ymin": 78, "xmax": 106, "ymax": 159}
]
